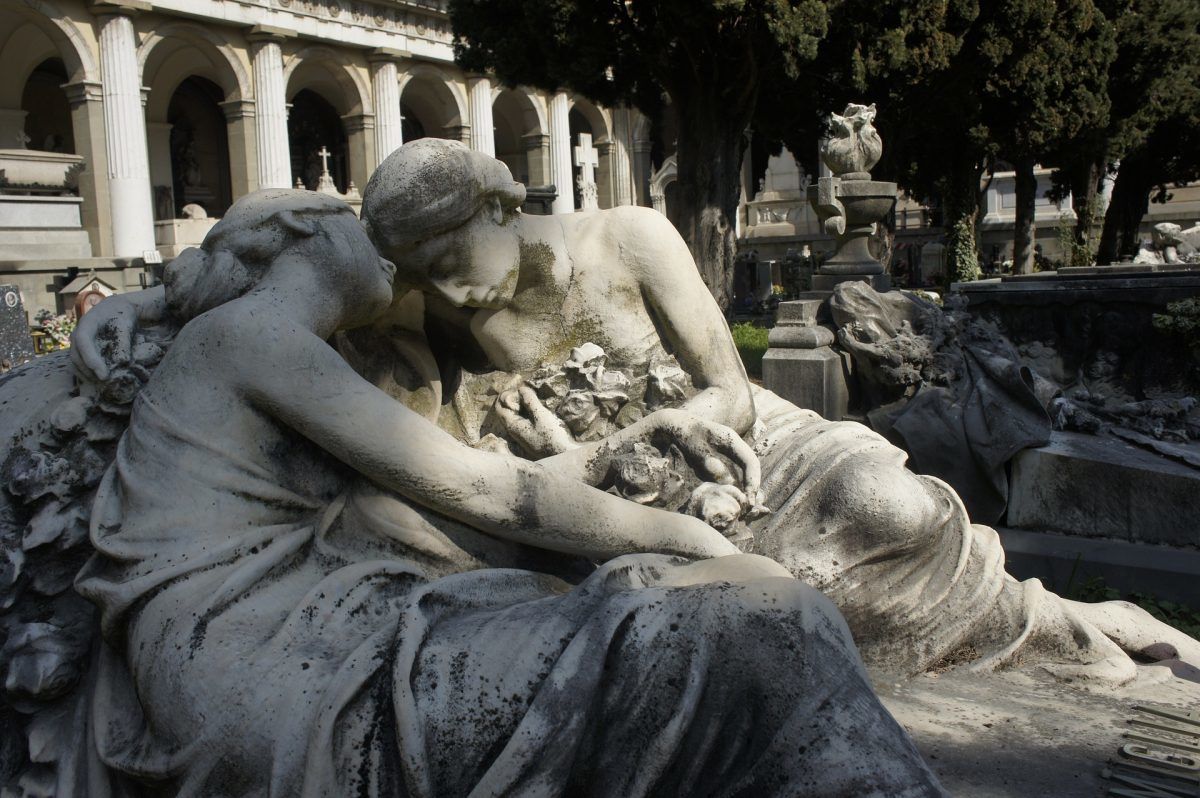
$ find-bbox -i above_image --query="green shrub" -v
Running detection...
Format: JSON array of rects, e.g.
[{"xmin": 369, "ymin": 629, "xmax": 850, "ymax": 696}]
[{"xmin": 730, "ymin": 322, "xmax": 769, "ymax": 379}]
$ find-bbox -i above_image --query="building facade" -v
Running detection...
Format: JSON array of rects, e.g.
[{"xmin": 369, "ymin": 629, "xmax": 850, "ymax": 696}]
[{"xmin": 1, "ymin": 0, "xmax": 656, "ymax": 317}]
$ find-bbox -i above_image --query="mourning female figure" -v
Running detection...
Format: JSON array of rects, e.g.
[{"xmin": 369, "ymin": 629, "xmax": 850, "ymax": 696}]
[
  {"xmin": 354, "ymin": 139, "xmax": 1199, "ymax": 684},
  {"xmin": 67, "ymin": 190, "xmax": 942, "ymax": 796}
]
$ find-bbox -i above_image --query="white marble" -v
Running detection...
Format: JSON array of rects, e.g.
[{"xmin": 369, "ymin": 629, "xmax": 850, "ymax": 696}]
[
  {"xmin": 251, "ymin": 35, "xmax": 292, "ymax": 190},
  {"xmin": 548, "ymin": 92, "xmax": 572, "ymax": 214},
  {"xmin": 97, "ymin": 10, "xmax": 156, "ymax": 257},
  {"xmin": 467, "ymin": 76, "xmax": 495, "ymax": 157},
  {"xmin": 371, "ymin": 56, "xmax": 404, "ymax": 162}
]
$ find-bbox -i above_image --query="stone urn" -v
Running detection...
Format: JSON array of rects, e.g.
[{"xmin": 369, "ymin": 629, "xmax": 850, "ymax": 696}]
[{"xmin": 807, "ymin": 103, "xmax": 896, "ymax": 287}]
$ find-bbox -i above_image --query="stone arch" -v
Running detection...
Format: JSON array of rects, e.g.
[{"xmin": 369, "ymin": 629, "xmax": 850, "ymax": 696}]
[
  {"xmin": 567, "ymin": 95, "xmax": 610, "ymax": 144},
  {"xmin": 492, "ymin": 87, "xmax": 547, "ymax": 187},
  {"xmin": 138, "ymin": 23, "xmax": 250, "ymax": 106},
  {"xmin": 397, "ymin": 64, "xmax": 467, "ymax": 141},
  {"xmin": 650, "ymin": 154, "xmax": 677, "ymax": 218},
  {"xmin": 139, "ymin": 30, "xmax": 247, "ymax": 221},
  {"xmin": 284, "ymin": 47, "xmax": 371, "ymax": 116},
  {"xmin": 0, "ymin": 5, "xmax": 96, "ymax": 153},
  {"xmin": 12, "ymin": 0, "xmax": 99, "ymax": 84},
  {"xmin": 285, "ymin": 48, "xmax": 373, "ymax": 193}
]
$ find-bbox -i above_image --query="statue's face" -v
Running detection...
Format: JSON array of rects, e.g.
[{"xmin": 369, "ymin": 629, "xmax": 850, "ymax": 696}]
[{"xmin": 402, "ymin": 199, "xmax": 521, "ymax": 310}]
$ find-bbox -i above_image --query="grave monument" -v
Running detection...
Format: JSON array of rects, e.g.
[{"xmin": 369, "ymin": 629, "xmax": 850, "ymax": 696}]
[{"xmin": 0, "ymin": 138, "xmax": 1197, "ymax": 797}]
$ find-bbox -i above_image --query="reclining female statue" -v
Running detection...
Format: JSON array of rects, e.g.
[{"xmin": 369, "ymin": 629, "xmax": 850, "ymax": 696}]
[
  {"xmin": 352, "ymin": 140, "xmax": 1199, "ymax": 684},
  {"xmin": 73, "ymin": 141, "xmax": 1199, "ymax": 687},
  {"xmin": 65, "ymin": 189, "xmax": 942, "ymax": 795}
]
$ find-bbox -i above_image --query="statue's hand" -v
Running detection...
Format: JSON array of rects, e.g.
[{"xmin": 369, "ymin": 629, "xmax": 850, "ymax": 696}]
[
  {"xmin": 642, "ymin": 409, "xmax": 762, "ymax": 507},
  {"xmin": 493, "ymin": 385, "xmax": 578, "ymax": 458},
  {"xmin": 69, "ymin": 294, "xmax": 138, "ymax": 383}
]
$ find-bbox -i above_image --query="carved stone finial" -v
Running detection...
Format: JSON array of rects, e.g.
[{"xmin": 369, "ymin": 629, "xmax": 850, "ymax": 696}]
[{"xmin": 821, "ymin": 103, "xmax": 882, "ymax": 180}]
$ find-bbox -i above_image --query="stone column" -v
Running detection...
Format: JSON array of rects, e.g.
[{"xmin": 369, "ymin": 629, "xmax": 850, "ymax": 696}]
[
  {"xmin": 250, "ymin": 28, "xmax": 292, "ymax": 190},
  {"xmin": 96, "ymin": 8, "xmax": 156, "ymax": 257},
  {"xmin": 522, "ymin": 132, "xmax": 550, "ymax": 187},
  {"xmin": 65, "ymin": 80, "xmax": 111, "ymax": 256},
  {"xmin": 221, "ymin": 99, "xmax": 258, "ymax": 199},
  {"xmin": 596, "ymin": 140, "xmax": 614, "ymax": 209},
  {"xmin": 370, "ymin": 52, "xmax": 404, "ymax": 163},
  {"xmin": 467, "ymin": 76, "xmax": 495, "ymax": 157},
  {"xmin": 342, "ymin": 113, "xmax": 375, "ymax": 195},
  {"xmin": 548, "ymin": 92, "xmax": 573, "ymax": 214},
  {"xmin": 144, "ymin": 121, "xmax": 173, "ymax": 218},
  {"xmin": 610, "ymin": 106, "xmax": 634, "ymax": 207},
  {"xmin": 631, "ymin": 110, "xmax": 653, "ymax": 207}
]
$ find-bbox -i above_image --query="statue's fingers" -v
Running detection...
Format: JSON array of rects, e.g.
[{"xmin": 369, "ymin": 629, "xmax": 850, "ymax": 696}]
[
  {"xmin": 702, "ymin": 455, "xmax": 733, "ymax": 485},
  {"xmin": 498, "ymin": 389, "xmax": 521, "ymax": 412},
  {"xmin": 73, "ymin": 327, "xmax": 112, "ymax": 382},
  {"xmin": 105, "ymin": 317, "xmax": 134, "ymax": 369},
  {"xmin": 706, "ymin": 427, "xmax": 762, "ymax": 500}
]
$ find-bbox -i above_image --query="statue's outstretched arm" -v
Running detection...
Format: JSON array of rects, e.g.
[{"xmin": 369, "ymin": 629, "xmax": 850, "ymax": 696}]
[
  {"xmin": 618, "ymin": 209, "xmax": 756, "ymax": 434},
  {"xmin": 238, "ymin": 323, "xmax": 739, "ymax": 562}
]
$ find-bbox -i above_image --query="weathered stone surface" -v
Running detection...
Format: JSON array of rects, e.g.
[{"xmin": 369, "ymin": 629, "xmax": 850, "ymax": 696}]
[
  {"xmin": 1008, "ymin": 430, "xmax": 1200, "ymax": 548},
  {"xmin": 812, "ymin": 272, "xmax": 892, "ymax": 291},
  {"xmin": 774, "ymin": 297, "xmax": 825, "ymax": 326},
  {"xmin": 766, "ymin": 323, "xmax": 835, "ymax": 349},
  {"xmin": 761, "ymin": 345, "xmax": 849, "ymax": 419},
  {"xmin": 879, "ymin": 666, "xmax": 1200, "ymax": 798}
]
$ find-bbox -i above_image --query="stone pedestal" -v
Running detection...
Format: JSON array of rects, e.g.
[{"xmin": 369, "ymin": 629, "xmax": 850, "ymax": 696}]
[
  {"xmin": 761, "ymin": 298, "xmax": 850, "ymax": 420},
  {"xmin": 811, "ymin": 273, "xmax": 892, "ymax": 292}
]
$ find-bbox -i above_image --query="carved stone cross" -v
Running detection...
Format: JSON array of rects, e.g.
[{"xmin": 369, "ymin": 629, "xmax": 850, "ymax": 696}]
[
  {"xmin": 573, "ymin": 133, "xmax": 599, "ymax": 186},
  {"xmin": 318, "ymin": 146, "xmax": 332, "ymax": 176},
  {"xmin": 574, "ymin": 133, "xmax": 600, "ymax": 210}
]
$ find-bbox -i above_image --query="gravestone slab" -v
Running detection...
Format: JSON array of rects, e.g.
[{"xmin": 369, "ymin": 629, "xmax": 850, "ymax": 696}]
[
  {"xmin": 0, "ymin": 285, "xmax": 34, "ymax": 368},
  {"xmin": 1007, "ymin": 430, "xmax": 1200, "ymax": 548}
]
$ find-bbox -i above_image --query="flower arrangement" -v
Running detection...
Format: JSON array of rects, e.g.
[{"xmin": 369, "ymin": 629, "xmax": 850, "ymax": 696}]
[{"xmin": 34, "ymin": 310, "xmax": 76, "ymax": 352}]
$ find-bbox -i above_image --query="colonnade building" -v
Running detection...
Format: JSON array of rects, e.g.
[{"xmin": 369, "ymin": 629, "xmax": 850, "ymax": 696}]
[{"xmin": 1, "ymin": 0, "xmax": 660, "ymax": 317}]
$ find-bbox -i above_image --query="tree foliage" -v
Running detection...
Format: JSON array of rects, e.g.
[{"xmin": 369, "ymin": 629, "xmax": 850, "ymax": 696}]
[{"xmin": 448, "ymin": 0, "xmax": 828, "ymax": 309}]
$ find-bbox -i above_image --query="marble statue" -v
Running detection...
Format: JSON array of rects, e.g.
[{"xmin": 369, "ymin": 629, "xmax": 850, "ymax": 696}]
[
  {"xmin": 828, "ymin": 281, "xmax": 1058, "ymax": 522},
  {"xmin": 351, "ymin": 139, "xmax": 1200, "ymax": 683},
  {"xmin": 8, "ymin": 139, "xmax": 1200, "ymax": 794},
  {"xmin": 1133, "ymin": 220, "xmax": 1200, "ymax": 265},
  {"xmin": 0, "ymin": 190, "xmax": 944, "ymax": 795}
]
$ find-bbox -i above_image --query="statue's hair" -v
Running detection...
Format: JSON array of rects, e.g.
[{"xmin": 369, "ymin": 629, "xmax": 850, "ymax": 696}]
[
  {"xmin": 164, "ymin": 189, "xmax": 354, "ymax": 322},
  {"xmin": 361, "ymin": 138, "xmax": 525, "ymax": 269}
]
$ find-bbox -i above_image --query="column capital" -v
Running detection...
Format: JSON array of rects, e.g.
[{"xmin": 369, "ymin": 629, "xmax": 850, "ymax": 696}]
[
  {"xmin": 368, "ymin": 47, "xmax": 409, "ymax": 64},
  {"xmin": 247, "ymin": 25, "xmax": 293, "ymax": 44},
  {"xmin": 220, "ymin": 99, "xmax": 256, "ymax": 122},
  {"xmin": 466, "ymin": 72, "xmax": 493, "ymax": 84},
  {"xmin": 342, "ymin": 113, "xmax": 375, "ymax": 134},
  {"xmin": 89, "ymin": 0, "xmax": 151, "ymax": 16},
  {"xmin": 63, "ymin": 80, "xmax": 104, "ymax": 108},
  {"xmin": 522, "ymin": 132, "xmax": 550, "ymax": 151},
  {"xmin": 597, "ymin": 141, "xmax": 615, "ymax": 155}
]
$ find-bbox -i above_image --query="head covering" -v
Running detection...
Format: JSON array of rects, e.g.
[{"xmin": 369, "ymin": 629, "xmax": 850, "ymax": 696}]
[
  {"xmin": 361, "ymin": 139, "xmax": 526, "ymax": 256},
  {"xmin": 164, "ymin": 189, "xmax": 353, "ymax": 321}
]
